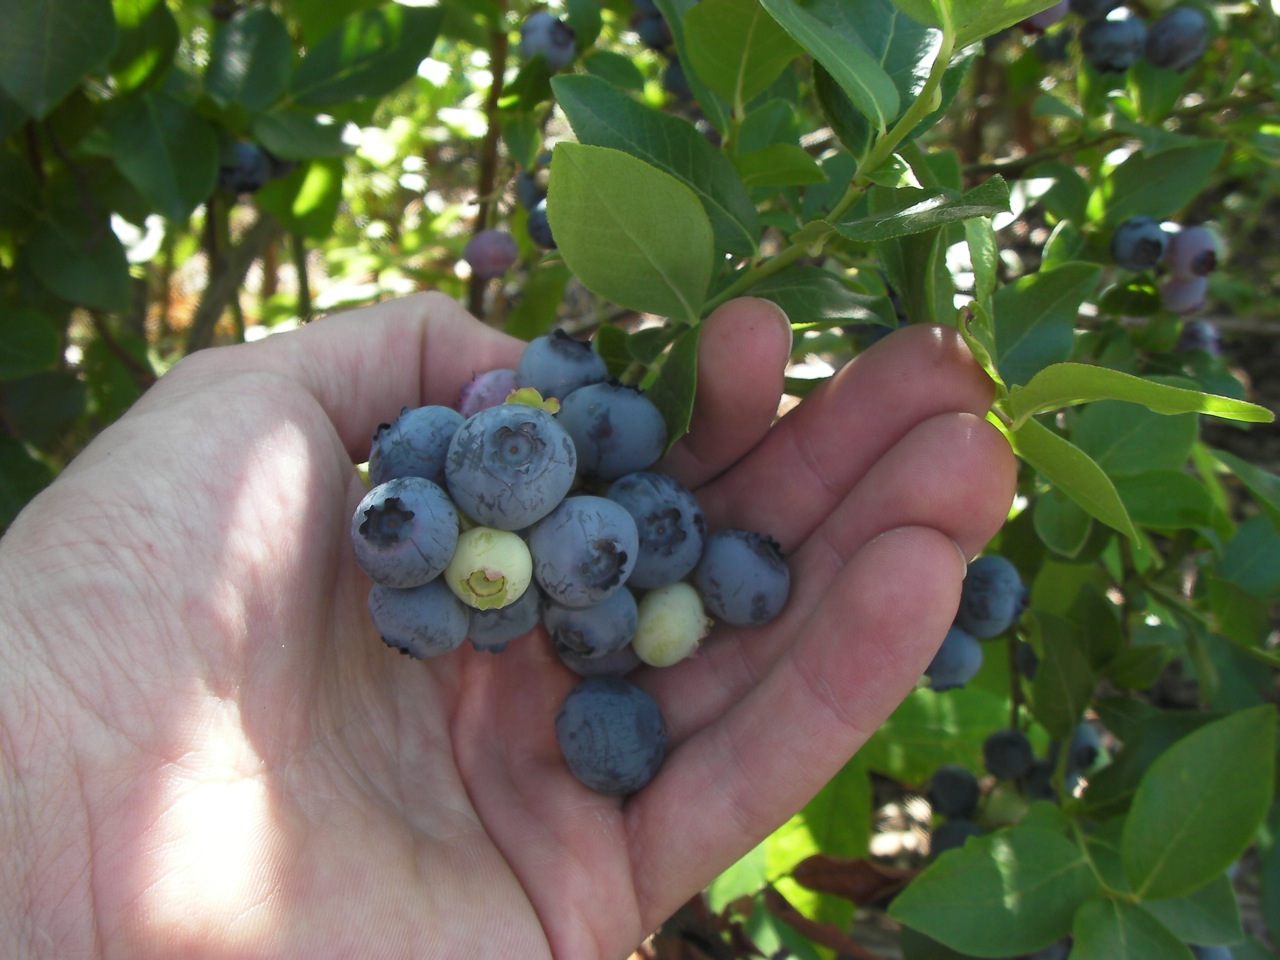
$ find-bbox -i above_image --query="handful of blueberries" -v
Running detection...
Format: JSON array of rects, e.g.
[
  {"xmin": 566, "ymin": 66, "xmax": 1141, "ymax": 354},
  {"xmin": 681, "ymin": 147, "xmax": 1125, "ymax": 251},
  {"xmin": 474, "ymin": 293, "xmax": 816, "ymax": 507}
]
[{"xmin": 349, "ymin": 329, "xmax": 791, "ymax": 795}]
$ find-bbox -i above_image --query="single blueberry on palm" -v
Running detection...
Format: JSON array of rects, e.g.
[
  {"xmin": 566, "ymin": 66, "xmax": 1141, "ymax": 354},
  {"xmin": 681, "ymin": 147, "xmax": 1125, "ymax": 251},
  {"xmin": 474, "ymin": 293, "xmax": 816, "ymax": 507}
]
[
  {"xmin": 693, "ymin": 528, "xmax": 790, "ymax": 626},
  {"xmin": 516, "ymin": 329, "xmax": 609, "ymax": 401},
  {"xmin": 954, "ymin": 554, "xmax": 1028, "ymax": 638},
  {"xmin": 1145, "ymin": 6, "xmax": 1209, "ymax": 71},
  {"xmin": 925, "ymin": 626, "xmax": 983, "ymax": 691},
  {"xmin": 555, "ymin": 676, "xmax": 668, "ymax": 794},
  {"xmin": 445, "ymin": 403, "xmax": 577, "ymax": 530},
  {"xmin": 350, "ymin": 477, "xmax": 459, "ymax": 588},
  {"xmin": 558, "ymin": 380, "xmax": 668, "ymax": 482},
  {"xmin": 368, "ymin": 404, "xmax": 464, "ymax": 488},
  {"xmin": 1109, "ymin": 215, "xmax": 1167, "ymax": 271},
  {"xmin": 983, "ymin": 728, "xmax": 1035, "ymax": 780},
  {"xmin": 606, "ymin": 471, "xmax": 706, "ymax": 589},
  {"xmin": 927, "ymin": 764, "xmax": 981, "ymax": 820},
  {"xmin": 519, "ymin": 11, "xmax": 577, "ymax": 70},
  {"xmin": 1080, "ymin": 8, "xmax": 1148, "ymax": 73},
  {"xmin": 529, "ymin": 495, "xmax": 639, "ymax": 607},
  {"xmin": 368, "ymin": 578, "xmax": 471, "ymax": 659}
]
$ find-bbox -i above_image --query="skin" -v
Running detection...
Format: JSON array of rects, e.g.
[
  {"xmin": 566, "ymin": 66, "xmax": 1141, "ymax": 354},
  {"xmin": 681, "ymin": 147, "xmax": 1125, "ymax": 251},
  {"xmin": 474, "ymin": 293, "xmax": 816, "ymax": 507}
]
[{"xmin": 0, "ymin": 293, "xmax": 1015, "ymax": 960}]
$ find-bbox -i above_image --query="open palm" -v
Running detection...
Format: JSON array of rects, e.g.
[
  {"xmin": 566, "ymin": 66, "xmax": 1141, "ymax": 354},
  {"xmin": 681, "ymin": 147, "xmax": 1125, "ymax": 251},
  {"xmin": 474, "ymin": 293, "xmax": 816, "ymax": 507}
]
[{"xmin": 0, "ymin": 294, "xmax": 1014, "ymax": 960}]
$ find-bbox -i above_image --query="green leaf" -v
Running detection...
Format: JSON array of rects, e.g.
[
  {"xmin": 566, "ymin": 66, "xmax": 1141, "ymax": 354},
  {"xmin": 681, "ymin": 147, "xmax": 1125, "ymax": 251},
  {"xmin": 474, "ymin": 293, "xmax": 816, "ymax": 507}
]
[
  {"xmin": 1083, "ymin": 710, "xmax": 1216, "ymax": 820},
  {"xmin": 0, "ymin": 308, "xmax": 60, "ymax": 380},
  {"xmin": 1007, "ymin": 363, "xmax": 1273, "ymax": 430},
  {"xmin": 110, "ymin": 0, "xmax": 178, "ymax": 93},
  {"xmin": 1071, "ymin": 399, "xmax": 1198, "ymax": 478},
  {"xmin": 1008, "ymin": 417, "xmax": 1137, "ymax": 540},
  {"xmin": 251, "ymin": 110, "xmax": 352, "ymax": 160},
  {"xmin": 83, "ymin": 333, "xmax": 148, "ymax": 422},
  {"xmin": 1113, "ymin": 470, "xmax": 1215, "ymax": 530},
  {"xmin": 965, "ymin": 216, "xmax": 997, "ymax": 314},
  {"xmin": 26, "ymin": 214, "xmax": 131, "ymax": 311},
  {"xmin": 1122, "ymin": 706, "xmax": 1276, "ymax": 901},
  {"xmin": 752, "ymin": 265, "xmax": 896, "ymax": 330},
  {"xmin": 654, "ymin": 0, "xmax": 730, "ymax": 131},
  {"xmin": 1033, "ymin": 488, "xmax": 1093, "ymax": 559},
  {"xmin": 109, "ymin": 91, "xmax": 219, "ymax": 222},
  {"xmin": 889, "ymin": 826, "xmax": 1099, "ymax": 956},
  {"xmin": 1140, "ymin": 874, "xmax": 1246, "ymax": 948},
  {"xmin": 255, "ymin": 158, "xmax": 344, "ymax": 239},
  {"xmin": 551, "ymin": 74, "xmax": 759, "ymax": 257},
  {"xmin": 1029, "ymin": 611, "xmax": 1095, "ymax": 739},
  {"xmin": 644, "ymin": 323, "xmax": 700, "ymax": 449},
  {"xmin": 547, "ymin": 143, "xmax": 713, "ymax": 324},
  {"xmin": 758, "ymin": 0, "xmax": 898, "ymax": 131},
  {"xmin": 1211, "ymin": 449, "xmax": 1280, "ymax": 532},
  {"xmin": 683, "ymin": 0, "xmax": 802, "ymax": 107},
  {"xmin": 563, "ymin": 0, "xmax": 603, "ymax": 50},
  {"xmin": 503, "ymin": 261, "xmax": 570, "ymax": 342},
  {"xmin": 733, "ymin": 143, "xmax": 825, "ymax": 187},
  {"xmin": 862, "ymin": 686, "xmax": 1009, "ymax": 784},
  {"xmin": 1071, "ymin": 897, "xmax": 1194, "ymax": 960},
  {"xmin": 0, "ymin": 437, "xmax": 54, "ymax": 529},
  {"xmin": 1088, "ymin": 141, "xmax": 1227, "ymax": 227},
  {"xmin": 580, "ymin": 49, "xmax": 645, "ymax": 92},
  {"xmin": 834, "ymin": 176, "xmax": 1010, "ymax": 243},
  {"xmin": 877, "ymin": 224, "xmax": 953, "ymax": 326},
  {"xmin": 290, "ymin": 5, "xmax": 442, "ymax": 105},
  {"xmin": 0, "ymin": 0, "xmax": 119, "ymax": 119},
  {"xmin": 738, "ymin": 98, "xmax": 801, "ymax": 152},
  {"xmin": 993, "ymin": 263, "xmax": 1100, "ymax": 388},
  {"xmin": 1216, "ymin": 515, "xmax": 1280, "ymax": 600},
  {"xmin": 707, "ymin": 842, "xmax": 769, "ymax": 912},
  {"xmin": 205, "ymin": 7, "xmax": 293, "ymax": 112}
]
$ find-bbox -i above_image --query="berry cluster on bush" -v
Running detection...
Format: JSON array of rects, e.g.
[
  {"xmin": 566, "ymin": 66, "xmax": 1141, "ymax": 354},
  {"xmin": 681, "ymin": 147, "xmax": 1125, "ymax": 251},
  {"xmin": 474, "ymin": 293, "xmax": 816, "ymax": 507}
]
[
  {"xmin": 923, "ymin": 554, "xmax": 1029, "ymax": 691},
  {"xmin": 1061, "ymin": 3, "xmax": 1211, "ymax": 74},
  {"xmin": 349, "ymin": 329, "xmax": 791, "ymax": 795},
  {"xmin": 216, "ymin": 140, "xmax": 294, "ymax": 197},
  {"xmin": 1110, "ymin": 215, "xmax": 1224, "ymax": 315}
]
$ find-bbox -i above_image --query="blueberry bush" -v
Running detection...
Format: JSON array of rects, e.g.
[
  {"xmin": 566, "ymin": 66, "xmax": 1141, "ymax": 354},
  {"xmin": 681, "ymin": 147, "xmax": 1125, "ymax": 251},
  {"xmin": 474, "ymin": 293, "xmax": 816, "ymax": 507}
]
[{"xmin": 2, "ymin": 0, "xmax": 1279, "ymax": 956}]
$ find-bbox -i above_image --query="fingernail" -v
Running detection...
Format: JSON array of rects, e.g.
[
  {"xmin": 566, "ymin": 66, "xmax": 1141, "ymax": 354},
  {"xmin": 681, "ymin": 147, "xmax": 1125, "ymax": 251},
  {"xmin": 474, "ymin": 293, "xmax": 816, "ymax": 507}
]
[{"xmin": 952, "ymin": 540, "xmax": 970, "ymax": 579}]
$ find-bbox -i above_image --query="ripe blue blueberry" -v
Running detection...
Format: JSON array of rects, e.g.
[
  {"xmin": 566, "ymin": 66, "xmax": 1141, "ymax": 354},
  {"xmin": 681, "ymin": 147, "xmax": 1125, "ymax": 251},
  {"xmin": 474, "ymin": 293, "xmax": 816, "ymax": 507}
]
[
  {"xmin": 606, "ymin": 471, "xmax": 706, "ymax": 589},
  {"xmin": 544, "ymin": 587, "xmax": 638, "ymax": 660},
  {"xmin": 954, "ymin": 554, "xmax": 1028, "ymax": 638},
  {"xmin": 925, "ymin": 626, "xmax": 983, "ymax": 691},
  {"xmin": 350, "ymin": 477, "xmax": 459, "ymax": 588},
  {"xmin": 557, "ymin": 641, "xmax": 643, "ymax": 678},
  {"xmin": 1161, "ymin": 274, "xmax": 1209, "ymax": 314},
  {"xmin": 632, "ymin": 11, "xmax": 673, "ymax": 50},
  {"xmin": 218, "ymin": 141, "xmax": 271, "ymax": 195},
  {"xmin": 463, "ymin": 229, "xmax": 519, "ymax": 280},
  {"xmin": 1176, "ymin": 318, "xmax": 1222, "ymax": 355},
  {"xmin": 457, "ymin": 368, "xmax": 519, "ymax": 418},
  {"xmin": 930, "ymin": 818, "xmax": 982, "ymax": 858},
  {"xmin": 1109, "ymin": 215, "xmax": 1167, "ymax": 271},
  {"xmin": 1068, "ymin": 0, "xmax": 1121, "ymax": 20},
  {"xmin": 1080, "ymin": 8, "xmax": 1148, "ymax": 73},
  {"xmin": 1023, "ymin": 758, "xmax": 1057, "ymax": 801},
  {"xmin": 558, "ymin": 380, "xmax": 668, "ymax": 482},
  {"xmin": 663, "ymin": 57, "xmax": 693, "ymax": 102},
  {"xmin": 368, "ymin": 404, "xmax": 464, "ymax": 488},
  {"xmin": 555, "ymin": 676, "xmax": 667, "ymax": 794},
  {"xmin": 1025, "ymin": 0, "xmax": 1069, "ymax": 31},
  {"xmin": 1145, "ymin": 6, "xmax": 1209, "ymax": 71},
  {"xmin": 927, "ymin": 764, "xmax": 981, "ymax": 820},
  {"xmin": 445, "ymin": 402, "xmax": 577, "ymax": 530},
  {"xmin": 529, "ymin": 495, "xmax": 639, "ymax": 607},
  {"xmin": 368, "ymin": 578, "xmax": 470, "ymax": 658},
  {"xmin": 1015, "ymin": 640, "xmax": 1040, "ymax": 679},
  {"xmin": 1163, "ymin": 224, "xmax": 1221, "ymax": 278},
  {"xmin": 983, "ymin": 728, "xmax": 1035, "ymax": 780},
  {"xmin": 468, "ymin": 584, "xmax": 543, "ymax": 653},
  {"xmin": 693, "ymin": 529, "xmax": 790, "ymax": 626},
  {"xmin": 516, "ymin": 330, "xmax": 609, "ymax": 401},
  {"xmin": 527, "ymin": 198, "xmax": 556, "ymax": 250},
  {"xmin": 516, "ymin": 170, "xmax": 546, "ymax": 211},
  {"xmin": 520, "ymin": 11, "xmax": 577, "ymax": 70}
]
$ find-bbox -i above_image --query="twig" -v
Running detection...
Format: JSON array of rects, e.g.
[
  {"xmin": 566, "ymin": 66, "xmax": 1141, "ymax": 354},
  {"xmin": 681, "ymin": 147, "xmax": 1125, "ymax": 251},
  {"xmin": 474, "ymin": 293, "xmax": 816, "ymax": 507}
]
[{"xmin": 468, "ymin": 16, "xmax": 510, "ymax": 320}]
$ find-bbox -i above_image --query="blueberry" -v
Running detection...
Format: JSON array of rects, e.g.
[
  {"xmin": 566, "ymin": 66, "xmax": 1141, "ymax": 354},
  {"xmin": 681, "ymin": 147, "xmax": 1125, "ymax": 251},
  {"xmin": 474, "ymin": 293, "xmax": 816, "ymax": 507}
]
[
  {"xmin": 1024, "ymin": 939, "xmax": 1072, "ymax": 960},
  {"xmin": 516, "ymin": 170, "xmax": 547, "ymax": 211},
  {"xmin": 693, "ymin": 529, "xmax": 790, "ymax": 627},
  {"xmin": 1022, "ymin": 758, "xmax": 1057, "ymax": 801},
  {"xmin": 218, "ymin": 141, "xmax": 271, "ymax": 195},
  {"xmin": 632, "ymin": 582, "xmax": 711, "ymax": 667},
  {"xmin": 444, "ymin": 403, "xmax": 577, "ymax": 530},
  {"xmin": 925, "ymin": 626, "xmax": 983, "ymax": 691},
  {"xmin": 930, "ymin": 818, "xmax": 982, "ymax": 858},
  {"xmin": 529, "ymin": 495, "xmax": 640, "ymax": 607},
  {"xmin": 983, "ymin": 728, "xmax": 1035, "ymax": 780},
  {"xmin": 527, "ymin": 198, "xmax": 556, "ymax": 250},
  {"xmin": 1068, "ymin": 722, "xmax": 1102, "ymax": 773},
  {"xmin": 1109, "ymin": 215, "xmax": 1167, "ymax": 272},
  {"xmin": 350, "ymin": 477, "xmax": 459, "ymax": 588},
  {"xmin": 632, "ymin": 11, "xmax": 673, "ymax": 51},
  {"xmin": 558, "ymin": 380, "xmax": 668, "ymax": 482},
  {"xmin": 544, "ymin": 587, "xmax": 638, "ymax": 660},
  {"xmin": 605, "ymin": 471, "xmax": 706, "ymax": 589},
  {"xmin": 1015, "ymin": 640, "xmax": 1040, "ymax": 679},
  {"xmin": 556, "ymin": 640, "xmax": 643, "ymax": 678},
  {"xmin": 1190, "ymin": 947, "xmax": 1234, "ymax": 960},
  {"xmin": 927, "ymin": 764, "xmax": 981, "ymax": 820},
  {"xmin": 464, "ymin": 229, "xmax": 519, "ymax": 280},
  {"xmin": 1176, "ymin": 318, "xmax": 1222, "ymax": 355},
  {"xmin": 443, "ymin": 526, "xmax": 533, "ymax": 610},
  {"xmin": 1145, "ymin": 6, "xmax": 1209, "ymax": 71},
  {"xmin": 1024, "ymin": 0, "xmax": 1069, "ymax": 31},
  {"xmin": 457, "ymin": 368, "xmax": 519, "ymax": 418},
  {"xmin": 1080, "ymin": 8, "xmax": 1148, "ymax": 73},
  {"xmin": 468, "ymin": 584, "xmax": 543, "ymax": 652},
  {"xmin": 1163, "ymin": 224, "xmax": 1221, "ymax": 278},
  {"xmin": 368, "ymin": 404, "xmax": 464, "ymax": 488},
  {"xmin": 516, "ymin": 330, "xmax": 609, "ymax": 401},
  {"xmin": 954, "ymin": 554, "xmax": 1027, "ymax": 638},
  {"xmin": 663, "ymin": 57, "xmax": 693, "ymax": 103},
  {"xmin": 1161, "ymin": 274, "xmax": 1209, "ymax": 314},
  {"xmin": 555, "ymin": 676, "xmax": 668, "ymax": 794},
  {"xmin": 368, "ymin": 579, "xmax": 470, "ymax": 658},
  {"xmin": 520, "ymin": 11, "xmax": 577, "ymax": 71},
  {"xmin": 1068, "ymin": 0, "xmax": 1121, "ymax": 19}
]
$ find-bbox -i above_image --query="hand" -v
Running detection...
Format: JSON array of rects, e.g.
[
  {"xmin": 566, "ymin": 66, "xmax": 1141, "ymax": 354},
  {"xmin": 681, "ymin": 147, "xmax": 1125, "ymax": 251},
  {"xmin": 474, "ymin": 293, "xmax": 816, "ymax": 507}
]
[{"xmin": 0, "ymin": 294, "xmax": 1015, "ymax": 960}]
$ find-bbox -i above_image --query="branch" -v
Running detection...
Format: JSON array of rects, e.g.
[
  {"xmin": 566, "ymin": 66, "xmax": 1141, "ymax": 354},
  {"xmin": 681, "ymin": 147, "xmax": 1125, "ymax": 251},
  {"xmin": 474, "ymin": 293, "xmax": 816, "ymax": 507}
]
[
  {"xmin": 468, "ymin": 17, "xmax": 511, "ymax": 320},
  {"xmin": 185, "ymin": 212, "xmax": 278, "ymax": 353}
]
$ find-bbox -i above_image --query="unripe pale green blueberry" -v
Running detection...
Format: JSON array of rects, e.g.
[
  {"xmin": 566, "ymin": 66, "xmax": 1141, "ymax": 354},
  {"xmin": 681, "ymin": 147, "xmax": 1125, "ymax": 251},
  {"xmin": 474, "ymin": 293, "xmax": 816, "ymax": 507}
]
[
  {"xmin": 632, "ymin": 582, "xmax": 711, "ymax": 667},
  {"xmin": 444, "ymin": 526, "xmax": 533, "ymax": 610}
]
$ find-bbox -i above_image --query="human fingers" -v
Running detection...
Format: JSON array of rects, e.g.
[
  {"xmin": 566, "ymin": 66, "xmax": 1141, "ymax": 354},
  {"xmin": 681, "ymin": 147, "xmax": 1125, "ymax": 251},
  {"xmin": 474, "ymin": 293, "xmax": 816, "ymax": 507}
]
[
  {"xmin": 625, "ymin": 525, "xmax": 966, "ymax": 932},
  {"xmin": 661, "ymin": 297, "xmax": 792, "ymax": 488},
  {"xmin": 695, "ymin": 324, "xmax": 997, "ymax": 551}
]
